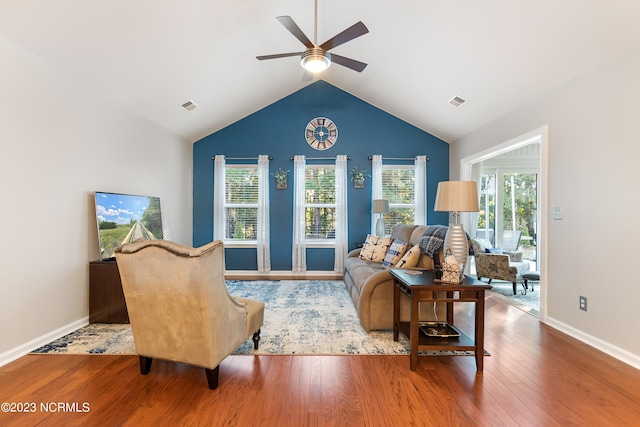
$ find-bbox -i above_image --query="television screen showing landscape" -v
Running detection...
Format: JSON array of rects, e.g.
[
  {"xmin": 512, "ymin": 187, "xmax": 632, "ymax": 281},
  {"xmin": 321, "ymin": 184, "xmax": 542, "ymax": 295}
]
[{"xmin": 94, "ymin": 191, "xmax": 163, "ymax": 260}]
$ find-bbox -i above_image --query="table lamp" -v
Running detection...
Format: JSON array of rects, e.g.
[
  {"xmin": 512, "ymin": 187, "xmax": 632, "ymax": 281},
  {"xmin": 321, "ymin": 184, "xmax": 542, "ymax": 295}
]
[
  {"xmin": 372, "ymin": 199, "xmax": 390, "ymax": 236},
  {"xmin": 434, "ymin": 181, "xmax": 479, "ymax": 272}
]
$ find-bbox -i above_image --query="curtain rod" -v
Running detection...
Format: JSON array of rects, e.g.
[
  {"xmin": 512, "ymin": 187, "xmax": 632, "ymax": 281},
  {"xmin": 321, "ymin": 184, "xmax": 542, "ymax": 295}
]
[
  {"xmin": 289, "ymin": 156, "xmax": 351, "ymax": 160},
  {"xmin": 211, "ymin": 156, "xmax": 273, "ymax": 160},
  {"xmin": 368, "ymin": 156, "xmax": 430, "ymax": 161}
]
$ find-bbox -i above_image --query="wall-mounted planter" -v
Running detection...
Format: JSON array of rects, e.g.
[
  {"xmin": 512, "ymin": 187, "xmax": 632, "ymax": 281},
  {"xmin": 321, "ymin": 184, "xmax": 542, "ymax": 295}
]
[
  {"xmin": 351, "ymin": 166, "xmax": 369, "ymax": 189},
  {"xmin": 272, "ymin": 167, "xmax": 289, "ymax": 190}
]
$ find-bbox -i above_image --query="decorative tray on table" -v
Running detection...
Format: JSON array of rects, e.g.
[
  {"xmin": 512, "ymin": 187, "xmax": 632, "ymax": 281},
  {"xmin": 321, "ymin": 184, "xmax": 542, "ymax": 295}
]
[{"xmin": 419, "ymin": 321, "xmax": 461, "ymax": 338}]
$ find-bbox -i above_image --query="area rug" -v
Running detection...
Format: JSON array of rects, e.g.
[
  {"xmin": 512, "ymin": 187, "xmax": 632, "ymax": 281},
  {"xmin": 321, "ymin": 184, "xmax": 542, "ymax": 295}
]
[
  {"xmin": 485, "ymin": 279, "xmax": 540, "ymax": 316},
  {"xmin": 32, "ymin": 280, "xmax": 486, "ymax": 356}
]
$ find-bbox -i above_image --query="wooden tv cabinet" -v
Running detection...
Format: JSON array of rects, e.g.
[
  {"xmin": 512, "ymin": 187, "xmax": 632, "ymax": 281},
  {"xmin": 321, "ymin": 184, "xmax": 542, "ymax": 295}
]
[{"xmin": 89, "ymin": 260, "xmax": 129, "ymax": 323}]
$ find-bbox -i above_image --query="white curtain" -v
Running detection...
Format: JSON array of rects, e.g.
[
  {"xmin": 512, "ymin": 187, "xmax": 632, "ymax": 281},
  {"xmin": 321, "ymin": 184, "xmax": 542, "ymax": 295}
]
[
  {"xmin": 468, "ymin": 162, "xmax": 483, "ymax": 240},
  {"xmin": 213, "ymin": 155, "xmax": 225, "ymax": 242},
  {"xmin": 370, "ymin": 155, "xmax": 383, "ymax": 234},
  {"xmin": 414, "ymin": 155, "xmax": 427, "ymax": 225},
  {"xmin": 257, "ymin": 155, "xmax": 271, "ymax": 272},
  {"xmin": 334, "ymin": 155, "xmax": 349, "ymax": 274},
  {"xmin": 292, "ymin": 155, "xmax": 306, "ymax": 272}
]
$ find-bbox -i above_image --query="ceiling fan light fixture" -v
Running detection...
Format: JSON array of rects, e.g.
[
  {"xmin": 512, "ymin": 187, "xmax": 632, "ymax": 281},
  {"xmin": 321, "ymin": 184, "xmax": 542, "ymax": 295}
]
[{"xmin": 301, "ymin": 48, "xmax": 331, "ymax": 73}]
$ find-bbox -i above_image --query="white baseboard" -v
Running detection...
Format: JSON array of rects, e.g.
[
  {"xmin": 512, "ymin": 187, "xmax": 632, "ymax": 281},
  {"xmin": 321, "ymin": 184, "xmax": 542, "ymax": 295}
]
[
  {"xmin": 0, "ymin": 317, "xmax": 89, "ymax": 368},
  {"xmin": 545, "ymin": 316, "xmax": 640, "ymax": 370}
]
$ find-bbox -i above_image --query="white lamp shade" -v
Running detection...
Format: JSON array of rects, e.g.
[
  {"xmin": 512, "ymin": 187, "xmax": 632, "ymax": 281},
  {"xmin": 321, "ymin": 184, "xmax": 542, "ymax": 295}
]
[
  {"xmin": 372, "ymin": 199, "xmax": 390, "ymax": 214},
  {"xmin": 434, "ymin": 181, "xmax": 479, "ymax": 212}
]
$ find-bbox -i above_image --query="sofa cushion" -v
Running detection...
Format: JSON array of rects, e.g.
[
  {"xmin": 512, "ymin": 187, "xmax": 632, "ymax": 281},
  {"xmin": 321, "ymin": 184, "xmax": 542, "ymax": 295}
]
[
  {"xmin": 359, "ymin": 235, "xmax": 392, "ymax": 262},
  {"xmin": 382, "ymin": 240, "xmax": 408, "ymax": 268},
  {"xmin": 390, "ymin": 224, "xmax": 419, "ymax": 243},
  {"xmin": 345, "ymin": 257, "xmax": 385, "ymax": 292},
  {"xmin": 395, "ymin": 244, "xmax": 421, "ymax": 268}
]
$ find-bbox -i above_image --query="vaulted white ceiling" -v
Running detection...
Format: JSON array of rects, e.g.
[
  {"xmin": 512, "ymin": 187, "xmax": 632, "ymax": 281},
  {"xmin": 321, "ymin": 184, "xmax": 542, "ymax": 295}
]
[{"xmin": 2, "ymin": 0, "xmax": 640, "ymax": 143}]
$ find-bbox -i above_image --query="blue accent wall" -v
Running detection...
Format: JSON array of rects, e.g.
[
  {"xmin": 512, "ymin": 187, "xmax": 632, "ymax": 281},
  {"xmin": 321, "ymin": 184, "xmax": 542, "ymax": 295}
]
[{"xmin": 193, "ymin": 80, "xmax": 449, "ymax": 271}]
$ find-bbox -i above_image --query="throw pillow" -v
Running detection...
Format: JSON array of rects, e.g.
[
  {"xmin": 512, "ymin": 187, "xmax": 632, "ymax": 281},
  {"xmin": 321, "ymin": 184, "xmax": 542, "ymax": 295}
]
[
  {"xmin": 359, "ymin": 235, "xmax": 393, "ymax": 262},
  {"xmin": 382, "ymin": 240, "xmax": 408, "ymax": 268},
  {"xmin": 395, "ymin": 244, "xmax": 421, "ymax": 268},
  {"xmin": 475, "ymin": 238, "xmax": 493, "ymax": 252},
  {"xmin": 486, "ymin": 247, "xmax": 503, "ymax": 254}
]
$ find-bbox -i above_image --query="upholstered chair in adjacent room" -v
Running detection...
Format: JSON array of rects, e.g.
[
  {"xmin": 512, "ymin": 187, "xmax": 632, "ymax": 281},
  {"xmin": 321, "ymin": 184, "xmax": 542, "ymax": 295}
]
[
  {"xmin": 114, "ymin": 239, "xmax": 264, "ymax": 390},
  {"xmin": 471, "ymin": 238, "xmax": 530, "ymax": 295}
]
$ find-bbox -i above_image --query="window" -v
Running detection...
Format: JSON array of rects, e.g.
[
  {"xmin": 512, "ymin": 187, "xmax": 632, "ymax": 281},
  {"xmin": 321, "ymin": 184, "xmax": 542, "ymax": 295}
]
[
  {"xmin": 478, "ymin": 172, "xmax": 497, "ymax": 244},
  {"xmin": 381, "ymin": 165, "xmax": 415, "ymax": 234},
  {"xmin": 224, "ymin": 165, "xmax": 258, "ymax": 241},
  {"xmin": 478, "ymin": 170, "xmax": 537, "ymax": 258},
  {"xmin": 305, "ymin": 166, "xmax": 336, "ymax": 242}
]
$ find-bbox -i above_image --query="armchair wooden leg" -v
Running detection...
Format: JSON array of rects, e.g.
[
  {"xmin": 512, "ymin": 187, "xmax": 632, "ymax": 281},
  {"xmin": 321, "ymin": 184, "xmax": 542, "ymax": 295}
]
[
  {"xmin": 252, "ymin": 329, "xmax": 261, "ymax": 350},
  {"xmin": 139, "ymin": 356, "xmax": 153, "ymax": 375},
  {"xmin": 512, "ymin": 282, "xmax": 517, "ymax": 295},
  {"xmin": 205, "ymin": 366, "xmax": 220, "ymax": 390}
]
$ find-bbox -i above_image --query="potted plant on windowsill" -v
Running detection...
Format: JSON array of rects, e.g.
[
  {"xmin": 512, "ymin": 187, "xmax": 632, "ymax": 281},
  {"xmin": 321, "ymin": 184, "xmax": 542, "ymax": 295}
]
[
  {"xmin": 272, "ymin": 167, "xmax": 290, "ymax": 189},
  {"xmin": 351, "ymin": 166, "xmax": 370, "ymax": 189}
]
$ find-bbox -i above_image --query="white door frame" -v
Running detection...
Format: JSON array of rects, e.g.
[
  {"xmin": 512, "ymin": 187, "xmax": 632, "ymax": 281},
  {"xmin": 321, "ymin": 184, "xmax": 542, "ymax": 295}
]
[{"xmin": 459, "ymin": 125, "xmax": 548, "ymax": 322}]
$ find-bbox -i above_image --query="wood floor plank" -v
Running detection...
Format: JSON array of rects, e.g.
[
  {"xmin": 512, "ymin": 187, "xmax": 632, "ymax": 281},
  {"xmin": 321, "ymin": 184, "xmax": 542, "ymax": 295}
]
[{"xmin": 2, "ymin": 296, "xmax": 640, "ymax": 426}]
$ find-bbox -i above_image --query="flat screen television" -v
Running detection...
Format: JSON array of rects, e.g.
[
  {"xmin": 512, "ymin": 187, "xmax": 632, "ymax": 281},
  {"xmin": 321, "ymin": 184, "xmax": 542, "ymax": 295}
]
[{"xmin": 94, "ymin": 191, "xmax": 164, "ymax": 260}]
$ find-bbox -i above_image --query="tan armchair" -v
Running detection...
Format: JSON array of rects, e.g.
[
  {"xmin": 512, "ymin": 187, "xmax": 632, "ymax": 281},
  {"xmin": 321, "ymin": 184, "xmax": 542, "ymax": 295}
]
[
  {"xmin": 471, "ymin": 238, "xmax": 530, "ymax": 295},
  {"xmin": 114, "ymin": 239, "xmax": 264, "ymax": 390}
]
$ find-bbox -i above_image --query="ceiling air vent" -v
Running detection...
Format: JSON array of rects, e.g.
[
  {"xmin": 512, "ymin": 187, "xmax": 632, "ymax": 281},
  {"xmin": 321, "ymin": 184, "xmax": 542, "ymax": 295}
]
[
  {"xmin": 448, "ymin": 95, "xmax": 467, "ymax": 107},
  {"xmin": 180, "ymin": 100, "xmax": 197, "ymax": 111}
]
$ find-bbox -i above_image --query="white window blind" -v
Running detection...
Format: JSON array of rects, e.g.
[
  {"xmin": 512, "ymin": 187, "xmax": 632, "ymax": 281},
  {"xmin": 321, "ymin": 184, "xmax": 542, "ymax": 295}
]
[
  {"xmin": 224, "ymin": 165, "xmax": 258, "ymax": 241},
  {"xmin": 381, "ymin": 165, "xmax": 415, "ymax": 233},
  {"xmin": 305, "ymin": 166, "xmax": 336, "ymax": 240}
]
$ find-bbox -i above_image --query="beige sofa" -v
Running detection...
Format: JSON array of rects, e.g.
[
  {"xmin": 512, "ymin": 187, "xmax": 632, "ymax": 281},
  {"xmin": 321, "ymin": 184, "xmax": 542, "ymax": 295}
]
[{"xmin": 343, "ymin": 224, "xmax": 446, "ymax": 331}]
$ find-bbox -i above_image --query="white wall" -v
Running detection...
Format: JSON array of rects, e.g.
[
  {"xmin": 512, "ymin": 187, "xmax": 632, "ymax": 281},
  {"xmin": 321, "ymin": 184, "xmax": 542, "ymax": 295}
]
[
  {"xmin": 0, "ymin": 36, "xmax": 192, "ymax": 362},
  {"xmin": 451, "ymin": 44, "xmax": 640, "ymax": 367}
]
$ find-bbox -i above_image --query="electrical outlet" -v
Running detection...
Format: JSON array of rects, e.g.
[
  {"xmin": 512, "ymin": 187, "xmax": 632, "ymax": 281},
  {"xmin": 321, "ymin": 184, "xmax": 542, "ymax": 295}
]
[
  {"xmin": 553, "ymin": 207, "xmax": 563, "ymax": 220},
  {"xmin": 579, "ymin": 296, "xmax": 587, "ymax": 311}
]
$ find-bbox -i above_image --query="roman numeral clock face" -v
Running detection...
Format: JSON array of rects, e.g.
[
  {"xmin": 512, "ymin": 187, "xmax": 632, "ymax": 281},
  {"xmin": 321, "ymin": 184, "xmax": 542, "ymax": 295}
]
[{"xmin": 305, "ymin": 117, "xmax": 338, "ymax": 150}]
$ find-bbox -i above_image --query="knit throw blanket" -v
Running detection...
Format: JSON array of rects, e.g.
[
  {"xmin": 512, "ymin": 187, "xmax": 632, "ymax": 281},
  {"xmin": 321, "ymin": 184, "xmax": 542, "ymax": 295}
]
[{"xmin": 418, "ymin": 225, "xmax": 449, "ymax": 257}]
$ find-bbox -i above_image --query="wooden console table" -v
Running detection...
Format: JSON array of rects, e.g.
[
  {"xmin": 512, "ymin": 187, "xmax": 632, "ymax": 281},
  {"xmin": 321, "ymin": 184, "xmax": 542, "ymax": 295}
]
[
  {"xmin": 390, "ymin": 269, "xmax": 491, "ymax": 371},
  {"xmin": 89, "ymin": 260, "xmax": 129, "ymax": 323}
]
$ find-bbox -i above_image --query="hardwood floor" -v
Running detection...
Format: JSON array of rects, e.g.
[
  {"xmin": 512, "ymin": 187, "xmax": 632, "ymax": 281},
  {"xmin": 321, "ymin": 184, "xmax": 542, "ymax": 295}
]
[{"xmin": 2, "ymin": 295, "xmax": 640, "ymax": 426}]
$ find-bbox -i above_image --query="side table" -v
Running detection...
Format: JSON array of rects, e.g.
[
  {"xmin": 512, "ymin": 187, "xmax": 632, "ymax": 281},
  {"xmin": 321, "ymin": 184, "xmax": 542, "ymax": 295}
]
[
  {"xmin": 89, "ymin": 260, "xmax": 129, "ymax": 323},
  {"xmin": 390, "ymin": 269, "xmax": 491, "ymax": 371}
]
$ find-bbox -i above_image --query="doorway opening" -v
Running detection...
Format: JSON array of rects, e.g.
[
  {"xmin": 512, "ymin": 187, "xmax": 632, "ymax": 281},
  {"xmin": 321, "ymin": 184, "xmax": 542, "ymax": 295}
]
[{"xmin": 460, "ymin": 126, "xmax": 548, "ymax": 321}]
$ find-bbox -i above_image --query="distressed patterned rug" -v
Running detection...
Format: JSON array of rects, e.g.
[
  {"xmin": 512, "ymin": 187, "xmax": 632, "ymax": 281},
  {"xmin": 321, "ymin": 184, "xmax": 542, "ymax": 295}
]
[
  {"xmin": 485, "ymin": 279, "xmax": 540, "ymax": 317},
  {"xmin": 32, "ymin": 280, "xmax": 485, "ymax": 356}
]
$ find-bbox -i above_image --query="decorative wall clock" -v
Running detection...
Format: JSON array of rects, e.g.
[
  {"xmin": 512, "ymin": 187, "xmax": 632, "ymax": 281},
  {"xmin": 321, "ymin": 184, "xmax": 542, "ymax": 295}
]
[{"xmin": 305, "ymin": 117, "xmax": 338, "ymax": 150}]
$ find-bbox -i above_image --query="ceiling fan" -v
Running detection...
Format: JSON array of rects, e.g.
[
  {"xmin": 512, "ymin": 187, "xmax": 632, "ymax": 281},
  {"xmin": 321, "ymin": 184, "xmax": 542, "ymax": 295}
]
[{"xmin": 256, "ymin": 0, "xmax": 369, "ymax": 73}]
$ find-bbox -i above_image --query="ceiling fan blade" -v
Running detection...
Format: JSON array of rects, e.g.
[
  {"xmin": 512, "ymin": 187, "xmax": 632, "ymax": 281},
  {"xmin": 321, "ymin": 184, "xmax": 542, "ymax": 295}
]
[
  {"xmin": 319, "ymin": 21, "xmax": 369, "ymax": 51},
  {"xmin": 330, "ymin": 54, "xmax": 368, "ymax": 72},
  {"xmin": 256, "ymin": 52, "xmax": 303, "ymax": 60},
  {"xmin": 276, "ymin": 16, "xmax": 314, "ymax": 48}
]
